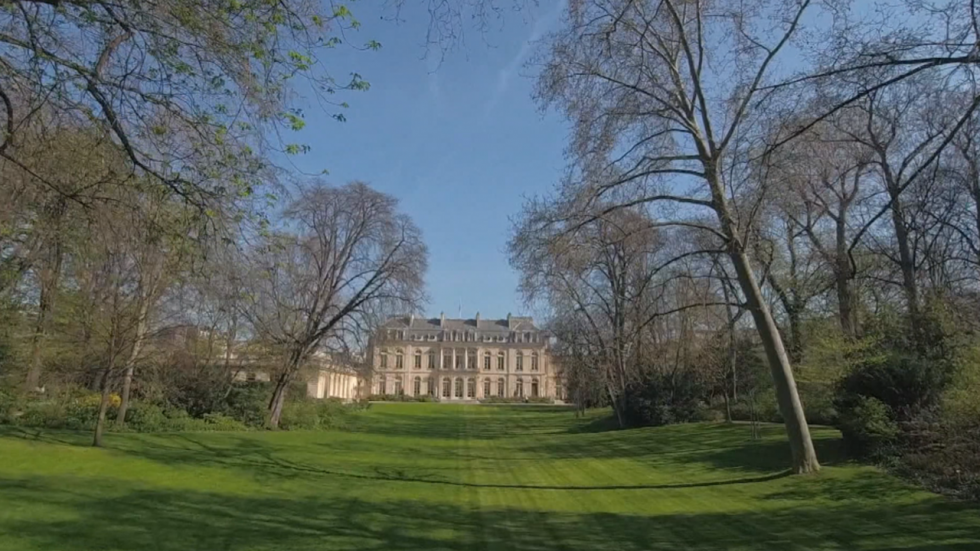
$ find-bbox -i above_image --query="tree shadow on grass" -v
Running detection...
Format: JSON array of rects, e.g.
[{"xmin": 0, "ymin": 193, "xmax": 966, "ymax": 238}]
[
  {"xmin": 522, "ymin": 421, "xmax": 847, "ymax": 474},
  {"xmin": 0, "ymin": 474, "xmax": 978, "ymax": 551}
]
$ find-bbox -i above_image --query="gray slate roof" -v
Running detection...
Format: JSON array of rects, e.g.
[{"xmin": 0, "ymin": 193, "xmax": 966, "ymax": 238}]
[{"xmin": 381, "ymin": 316, "xmax": 538, "ymax": 332}]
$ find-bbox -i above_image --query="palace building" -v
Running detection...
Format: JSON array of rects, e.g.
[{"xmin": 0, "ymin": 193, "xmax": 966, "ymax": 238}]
[{"xmin": 368, "ymin": 313, "xmax": 563, "ymax": 401}]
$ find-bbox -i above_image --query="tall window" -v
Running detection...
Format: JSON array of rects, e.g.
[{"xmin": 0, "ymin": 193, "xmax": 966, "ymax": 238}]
[
  {"xmin": 395, "ymin": 349, "xmax": 404, "ymax": 369},
  {"xmin": 497, "ymin": 378, "xmax": 505, "ymax": 397},
  {"xmin": 443, "ymin": 350, "xmax": 452, "ymax": 369},
  {"xmin": 515, "ymin": 378, "xmax": 524, "ymax": 398},
  {"xmin": 468, "ymin": 349, "xmax": 477, "ymax": 370},
  {"xmin": 394, "ymin": 376, "xmax": 403, "ymax": 395},
  {"xmin": 455, "ymin": 349, "xmax": 464, "ymax": 369},
  {"xmin": 428, "ymin": 351, "xmax": 437, "ymax": 369},
  {"xmin": 414, "ymin": 350, "xmax": 422, "ymax": 369},
  {"xmin": 442, "ymin": 377, "xmax": 451, "ymax": 398},
  {"xmin": 427, "ymin": 377, "xmax": 435, "ymax": 395},
  {"xmin": 380, "ymin": 350, "xmax": 388, "ymax": 368},
  {"xmin": 483, "ymin": 352, "xmax": 491, "ymax": 370},
  {"xmin": 454, "ymin": 377, "xmax": 464, "ymax": 398},
  {"xmin": 467, "ymin": 378, "xmax": 476, "ymax": 398},
  {"xmin": 497, "ymin": 352, "xmax": 505, "ymax": 371},
  {"xmin": 516, "ymin": 351, "xmax": 524, "ymax": 372},
  {"xmin": 483, "ymin": 378, "xmax": 491, "ymax": 397},
  {"xmin": 379, "ymin": 375, "xmax": 387, "ymax": 395},
  {"xmin": 531, "ymin": 352, "xmax": 539, "ymax": 371},
  {"xmin": 414, "ymin": 376, "xmax": 422, "ymax": 396},
  {"xmin": 531, "ymin": 378, "xmax": 539, "ymax": 398}
]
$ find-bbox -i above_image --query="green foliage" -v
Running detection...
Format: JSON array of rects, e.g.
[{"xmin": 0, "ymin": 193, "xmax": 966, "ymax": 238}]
[
  {"xmin": 367, "ymin": 394, "xmax": 440, "ymax": 403},
  {"xmin": 836, "ymin": 396, "xmax": 900, "ymax": 458},
  {"xmin": 219, "ymin": 382, "xmax": 272, "ymax": 427},
  {"xmin": 621, "ymin": 370, "xmax": 706, "ymax": 428},
  {"xmin": 279, "ymin": 399, "xmax": 354, "ymax": 431},
  {"xmin": 834, "ymin": 352, "xmax": 952, "ymax": 422}
]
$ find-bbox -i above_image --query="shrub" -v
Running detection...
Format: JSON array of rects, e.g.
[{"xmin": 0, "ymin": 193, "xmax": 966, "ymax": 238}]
[
  {"xmin": 836, "ymin": 395, "xmax": 900, "ymax": 457},
  {"xmin": 201, "ymin": 413, "xmax": 249, "ymax": 431},
  {"xmin": 219, "ymin": 382, "xmax": 271, "ymax": 427},
  {"xmin": 124, "ymin": 402, "xmax": 170, "ymax": 432},
  {"xmin": 479, "ymin": 396, "xmax": 550, "ymax": 404},
  {"xmin": 621, "ymin": 370, "xmax": 706, "ymax": 428},
  {"xmin": 279, "ymin": 399, "xmax": 354, "ymax": 430},
  {"xmin": 367, "ymin": 394, "xmax": 440, "ymax": 403},
  {"xmin": 835, "ymin": 352, "xmax": 951, "ymax": 421}
]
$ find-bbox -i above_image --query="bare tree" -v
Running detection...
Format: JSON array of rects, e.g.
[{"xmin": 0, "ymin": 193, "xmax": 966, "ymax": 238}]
[
  {"xmin": 534, "ymin": 0, "xmax": 823, "ymax": 472},
  {"xmin": 240, "ymin": 181, "xmax": 427, "ymax": 428}
]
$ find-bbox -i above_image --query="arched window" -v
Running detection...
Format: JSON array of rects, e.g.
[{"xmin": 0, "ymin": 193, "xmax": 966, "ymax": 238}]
[
  {"xmin": 454, "ymin": 377, "xmax": 464, "ymax": 398},
  {"xmin": 427, "ymin": 377, "xmax": 435, "ymax": 395},
  {"xmin": 467, "ymin": 378, "xmax": 476, "ymax": 398},
  {"xmin": 483, "ymin": 351, "xmax": 491, "ymax": 370},
  {"xmin": 516, "ymin": 351, "xmax": 524, "ymax": 371},
  {"xmin": 413, "ymin": 376, "xmax": 422, "ymax": 396},
  {"xmin": 379, "ymin": 375, "xmax": 387, "ymax": 395},
  {"xmin": 442, "ymin": 377, "xmax": 451, "ymax": 398},
  {"xmin": 497, "ymin": 378, "xmax": 505, "ymax": 397},
  {"xmin": 395, "ymin": 349, "xmax": 404, "ymax": 369},
  {"xmin": 428, "ymin": 351, "xmax": 437, "ymax": 369},
  {"xmin": 483, "ymin": 378, "xmax": 491, "ymax": 397},
  {"xmin": 380, "ymin": 350, "xmax": 389, "ymax": 368},
  {"xmin": 531, "ymin": 352, "xmax": 539, "ymax": 371},
  {"xmin": 394, "ymin": 375, "xmax": 403, "ymax": 395},
  {"xmin": 515, "ymin": 378, "xmax": 524, "ymax": 398},
  {"xmin": 414, "ymin": 349, "xmax": 422, "ymax": 369},
  {"xmin": 531, "ymin": 378, "xmax": 539, "ymax": 398},
  {"xmin": 497, "ymin": 351, "xmax": 505, "ymax": 371}
]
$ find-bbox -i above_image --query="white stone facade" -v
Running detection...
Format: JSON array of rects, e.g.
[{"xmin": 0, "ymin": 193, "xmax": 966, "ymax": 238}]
[{"xmin": 368, "ymin": 314, "xmax": 562, "ymax": 401}]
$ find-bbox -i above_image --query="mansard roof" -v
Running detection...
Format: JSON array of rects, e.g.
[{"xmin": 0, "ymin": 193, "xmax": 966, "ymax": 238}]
[{"xmin": 381, "ymin": 315, "xmax": 539, "ymax": 332}]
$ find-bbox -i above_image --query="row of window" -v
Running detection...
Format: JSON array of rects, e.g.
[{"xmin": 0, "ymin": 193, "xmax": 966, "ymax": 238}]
[
  {"xmin": 377, "ymin": 376, "xmax": 541, "ymax": 398},
  {"xmin": 380, "ymin": 349, "xmax": 540, "ymax": 371},
  {"xmin": 386, "ymin": 330, "xmax": 539, "ymax": 343}
]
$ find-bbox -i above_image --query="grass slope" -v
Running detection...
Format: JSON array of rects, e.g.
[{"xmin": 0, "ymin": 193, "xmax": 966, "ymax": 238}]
[{"xmin": 1, "ymin": 404, "xmax": 977, "ymax": 550}]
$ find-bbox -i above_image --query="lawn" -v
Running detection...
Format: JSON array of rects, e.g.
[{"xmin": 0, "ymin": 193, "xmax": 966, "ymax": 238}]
[{"xmin": 1, "ymin": 404, "xmax": 978, "ymax": 550}]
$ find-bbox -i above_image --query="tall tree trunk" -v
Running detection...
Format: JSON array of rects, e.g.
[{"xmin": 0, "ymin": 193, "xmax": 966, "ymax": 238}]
[
  {"xmin": 709, "ymin": 168, "xmax": 819, "ymax": 474},
  {"xmin": 93, "ymin": 321, "xmax": 119, "ymax": 448},
  {"xmin": 835, "ymin": 214, "xmax": 857, "ymax": 339},
  {"xmin": 24, "ymin": 243, "xmax": 63, "ymax": 392},
  {"xmin": 116, "ymin": 296, "xmax": 151, "ymax": 425},
  {"xmin": 93, "ymin": 366, "xmax": 114, "ymax": 447},
  {"xmin": 268, "ymin": 348, "xmax": 304, "ymax": 428},
  {"xmin": 730, "ymin": 248, "xmax": 820, "ymax": 473}
]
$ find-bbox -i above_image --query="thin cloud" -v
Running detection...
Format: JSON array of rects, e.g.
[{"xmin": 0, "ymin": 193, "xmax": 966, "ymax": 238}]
[{"xmin": 483, "ymin": 0, "xmax": 564, "ymax": 117}]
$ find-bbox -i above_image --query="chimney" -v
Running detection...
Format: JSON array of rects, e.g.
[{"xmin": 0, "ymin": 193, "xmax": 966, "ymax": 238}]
[
  {"xmin": 440, "ymin": 312, "xmax": 445, "ymax": 326},
  {"xmin": 409, "ymin": 313, "xmax": 415, "ymax": 325},
  {"xmin": 475, "ymin": 312, "xmax": 480, "ymax": 323},
  {"xmin": 507, "ymin": 312, "xmax": 512, "ymax": 328}
]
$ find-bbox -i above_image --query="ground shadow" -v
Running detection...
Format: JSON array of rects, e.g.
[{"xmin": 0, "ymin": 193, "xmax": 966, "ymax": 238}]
[{"xmin": 1, "ymin": 474, "xmax": 978, "ymax": 550}]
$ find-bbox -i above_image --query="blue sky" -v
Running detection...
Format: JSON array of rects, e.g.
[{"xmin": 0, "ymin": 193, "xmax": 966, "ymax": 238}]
[{"xmin": 283, "ymin": 1, "xmax": 568, "ymax": 320}]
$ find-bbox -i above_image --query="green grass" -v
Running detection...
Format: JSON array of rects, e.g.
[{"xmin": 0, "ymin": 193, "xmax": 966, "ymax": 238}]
[{"xmin": 1, "ymin": 404, "xmax": 978, "ymax": 550}]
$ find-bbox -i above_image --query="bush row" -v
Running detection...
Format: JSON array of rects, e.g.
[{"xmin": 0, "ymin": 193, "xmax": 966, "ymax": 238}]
[
  {"xmin": 366, "ymin": 394, "xmax": 439, "ymax": 402},
  {"xmin": 0, "ymin": 383, "xmax": 365, "ymax": 433}
]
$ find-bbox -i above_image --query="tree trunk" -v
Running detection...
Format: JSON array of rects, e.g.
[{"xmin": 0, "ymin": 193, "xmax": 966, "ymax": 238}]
[
  {"xmin": 116, "ymin": 296, "xmax": 150, "ymax": 425},
  {"xmin": 890, "ymin": 198, "xmax": 920, "ymax": 334},
  {"xmin": 24, "ymin": 244, "xmax": 63, "ymax": 392},
  {"xmin": 267, "ymin": 370, "xmax": 291, "ymax": 429},
  {"xmin": 708, "ymin": 167, "xmax": 819, "ymax": 474},
  {"xmin": 93, "ymin": 367, "xmax": 113, "ymax": 447},
  {"xmin": 730, "ymin": 248, "xmax": 820, "ymax": 473},
  {"xmin": 834, "ymin": 214, "xmax": 858, "ymax": 339}
]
